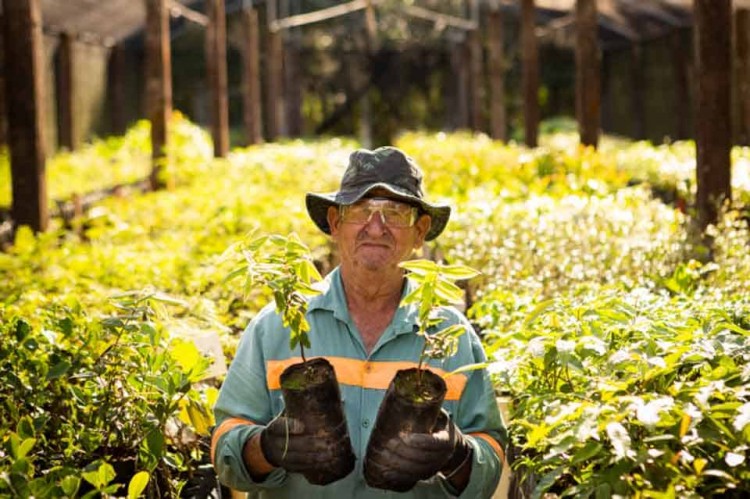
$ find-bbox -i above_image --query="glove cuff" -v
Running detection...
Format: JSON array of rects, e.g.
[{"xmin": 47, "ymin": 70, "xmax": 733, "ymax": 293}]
[
  {"xmin": 259, "ymin": 428, "xmax": 281, "ymax": 468},
  {"xmin": 440, "ymin": 436, "xmax": 472, "ymax": 479}
]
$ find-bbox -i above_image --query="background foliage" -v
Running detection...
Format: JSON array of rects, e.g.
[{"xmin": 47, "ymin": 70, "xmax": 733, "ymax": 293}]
[{"xmin": 1, "ymin": 116, "xmax": 748, "ymax": 496}]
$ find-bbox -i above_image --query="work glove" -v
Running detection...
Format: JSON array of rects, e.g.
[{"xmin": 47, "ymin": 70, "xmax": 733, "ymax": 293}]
[
  {"xmin": 364, "ymin": 409, "xmax": 473, "ymax": 492},
  {"xmin": 260, "ymin": 412, "xmax": 355, "ymax": 485}
]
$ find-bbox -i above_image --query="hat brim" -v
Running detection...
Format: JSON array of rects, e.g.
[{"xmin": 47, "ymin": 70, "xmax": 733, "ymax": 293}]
[{"xmin": 305, "ymin": 183, "xmax": 451, "ymax": 241}]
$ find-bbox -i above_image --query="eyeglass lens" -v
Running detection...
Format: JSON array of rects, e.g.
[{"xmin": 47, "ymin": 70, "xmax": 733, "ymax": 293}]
[{"xmin": 342, "ymin": 198, "xmax": 416, "ymax": 227}]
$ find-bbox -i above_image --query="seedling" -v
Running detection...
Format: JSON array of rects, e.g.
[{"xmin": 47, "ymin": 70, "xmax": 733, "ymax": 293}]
[
  {"xmin": 399, "ymin": 259, "xmax": 482, "ymax": 384},
  {"xmin": 223, "ymin": 233, "xmax": 322, "ymax": 362}
]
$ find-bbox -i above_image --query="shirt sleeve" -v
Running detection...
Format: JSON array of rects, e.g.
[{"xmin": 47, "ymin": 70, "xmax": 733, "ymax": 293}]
[
  {"xmin": 211, "ymin": 306, "xmax": 289, "ymax": 492},
  {"xmin": 439, "ymin": 312, "xmax": 508, "ymax": 499}
]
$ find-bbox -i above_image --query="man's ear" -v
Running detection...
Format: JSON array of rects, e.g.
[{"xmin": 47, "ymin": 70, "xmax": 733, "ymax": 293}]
[
  {"xmin": 327, "ymin": 206, "xmax": 341, "ymax": 235},
  {"xmin": 414, "ymin": 214, "xmax": 431, "ymax": 248}
]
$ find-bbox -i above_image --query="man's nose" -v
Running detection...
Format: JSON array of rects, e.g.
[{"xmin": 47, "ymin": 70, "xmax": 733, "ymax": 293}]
[{"xmin": 364, "ymin": 210, "xmax": 387, "ymax": 234}]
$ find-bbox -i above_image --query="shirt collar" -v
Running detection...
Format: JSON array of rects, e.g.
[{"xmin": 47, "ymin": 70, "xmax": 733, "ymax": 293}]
[{"xmin": 308, "ymin": 266, "xmax": 420, "ymax": 335}]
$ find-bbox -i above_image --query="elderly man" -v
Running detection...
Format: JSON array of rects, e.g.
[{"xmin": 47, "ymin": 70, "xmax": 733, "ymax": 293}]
[{"xmin": 211, "ymin": 147, "xmax": 506, "ymax": 498}]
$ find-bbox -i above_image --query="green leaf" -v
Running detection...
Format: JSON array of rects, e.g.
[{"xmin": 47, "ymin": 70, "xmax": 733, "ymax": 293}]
[
  {"xmin": 17, "ymin": 417, "xmax": 34, "ymax": 439},
  {"xmin": 127, "ymin": 471, "xmax": 150, "ymax": 499},
  {"xmin": 439, "ymin": 264, "xmax": 481, "ymax": 280},
  {"xmin": 47, "ymin": 360, "xmax": 71, "ymax": 380},
  {"xmin": 571, "ymin": 441, "xmax": 603, "ymax": 465},
  {"xmin": 82, "ymin": 462, "xmax": 115, "ymax": 489},
  {"xmin": 400, "ymin": 259, "xmax": 438, "ymax": 275},
  {"xmin": 61, "ymin": 476, "xmax": 81, "ymax": 496},
  {"xmin": 445, "ymin": 362, "xmax": 489, "ymax": 378},
  {"xmin": 523, "ymin": 299, "xmax": 556, "ymax": 327},
  {"xmin": 434, "ymin": 279, "xmax": 464, "ymax": 304}
]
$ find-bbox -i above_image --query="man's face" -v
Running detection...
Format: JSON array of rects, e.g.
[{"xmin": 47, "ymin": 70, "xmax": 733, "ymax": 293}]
[{"xmin": 327, "ymin": 192, "xmax": 431, "ymax": 274}]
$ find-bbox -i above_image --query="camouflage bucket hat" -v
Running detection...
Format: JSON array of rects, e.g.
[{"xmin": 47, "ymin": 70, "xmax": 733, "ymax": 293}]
[{"xmin": 305, "ymin": 147, "xmax": 451, "ymax": 241}]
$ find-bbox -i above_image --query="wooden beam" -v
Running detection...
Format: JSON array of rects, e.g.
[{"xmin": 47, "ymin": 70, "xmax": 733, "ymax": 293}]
[
  {"xmin": 270, "ymin": 0, "xmax": 369, "ymax": 31},
  {"xmin": 145, "ymin": 0, "xmax": 172, "ymax": 190},
  {"xmin": 167, "ymin": 0, "xmax": 209, "ymax": 26},
  {"xmin": 402, "ymin": 5, "xmax": 477, "ymax": 31},
  {"xmin": 57, "ymin": 31, "xmax": 78, "ymax": 150},
  {"xmin": 241, "ymin": 7, "xmax": 263, "ymax": 145},
  {"xmin": 736, "ymin": 8, "xmax": 750, "ymax": 146},
  {"xmin": 487, "ymin": 7, "xmax": 507, "ymax": 141},
  {"xmin": 521, "ymin": 0, "xmax": 539, "ymax": 147},
  {"xmin": 694, "ymin": 0, "xmax": 732, "ymax": 232},
  {"xmin": 576, "ymin": 0, "xmax": 600, "ymax": 148},
  {"xmin": 206, "ymin": 0, "xmax": 229, "ymax": 157},
  {"xmin": 2, "ymin": 0, "xmax": 48, "ymax": 232}
]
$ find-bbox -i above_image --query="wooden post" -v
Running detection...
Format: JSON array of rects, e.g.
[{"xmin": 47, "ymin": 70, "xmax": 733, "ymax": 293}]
[
  {"xmin": 576, "ymin": 0, "xmax": 600, "ymax": 148},
  {"xmin": 670, "ymin": 29, "xmax": 690, "ymax": 140},
  {"xmin": 448, "ymin": 37, "xmax": 470, "ymax": 130},
  {"xmin": 265, "ymin": 30, "xmax": 284, "ymax": 140},
  {"xmin": 108, "ymin": 43, "xmax": 127, "ymax": 136},
  {"xmin": 521, "ymin": 0, "xmax": 539, "ymax": 147},
  {"xmin": 284, "ymin": 36, "xmax": 302, "ymax": 137},
  {"xmin": 630, "ymin": 43, "xmax": 646, "ymax": 140},
  {"xmin": 736, "ymin": 9, "xmax": 750, "ymax": 146},
  {"xmin": 694, "ymin": 0, "xmax": 732, "ymax": 231},
  {"xmin": 265, "ymin": 1, "xmax": 284, "ymax": 140},
  {"xmin": 206, "ymin": 0, "xmax": 229, "ymax": 157},
  {"xmin": 0, "ymin": 27, "xmax": 6, "ymax": 146},
  {"xmin": 57, "ymin": 31, "xmax": 77, "ymax": 150},
  {"xmin": 467, "ymin": 27, "xmax": 483, "ymax": 132},
  {"xmin": 2, "ymin": 0, "xmax": 48, "ymax": 232},
  {"xmin": 145, "ymin": 0, "xmax": 172, "ymax": 190},
  {"xmin": 241, "ymin": 7, "xmax": 263, "ymax": 145},
  {"xmin": 487, "ymin": 6, "xmax": 507, "ymax": 141}
]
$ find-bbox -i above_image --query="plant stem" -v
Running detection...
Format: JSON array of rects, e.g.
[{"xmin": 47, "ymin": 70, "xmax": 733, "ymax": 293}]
[{"xmin": 300, "ymin": 343, "xmax": 306, "ymax": 363}]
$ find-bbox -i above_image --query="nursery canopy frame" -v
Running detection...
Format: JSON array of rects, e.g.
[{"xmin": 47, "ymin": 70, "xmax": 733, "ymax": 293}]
[{"xmin": 1, "ymin": 0, "xmax": 748, "ymax": 241}]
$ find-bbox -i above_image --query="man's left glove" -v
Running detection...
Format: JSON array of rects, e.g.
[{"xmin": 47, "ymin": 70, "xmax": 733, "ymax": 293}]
[{"xmin": 364, "ymin": 409, "xmax": 472, "ymax": 492}]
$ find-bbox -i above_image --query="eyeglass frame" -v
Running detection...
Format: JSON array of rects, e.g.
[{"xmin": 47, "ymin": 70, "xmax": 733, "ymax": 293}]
[{"xmin": 338, "ymin": 197, "xmax": 420, "ymax": 228}]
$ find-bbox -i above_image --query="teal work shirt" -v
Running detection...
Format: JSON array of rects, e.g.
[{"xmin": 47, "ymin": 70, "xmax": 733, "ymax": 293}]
[{"xmin": 212, "ymin": 267, "xmax": 507, "ymax": 498}]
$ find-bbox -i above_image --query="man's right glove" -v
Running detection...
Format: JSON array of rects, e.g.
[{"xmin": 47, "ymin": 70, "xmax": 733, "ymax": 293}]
[
  {"xmin": 260, "ymin": 411, "xmax": 355, "ymax": 485},
  {"xmin": 364, "ymin": 409, "xmax": 472, "ymax": 492}
]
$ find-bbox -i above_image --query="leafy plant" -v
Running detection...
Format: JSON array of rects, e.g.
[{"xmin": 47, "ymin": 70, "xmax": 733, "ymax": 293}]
[
  {"xmin": 0, "ymin": 291, "xmax": 215, "ymax": 497},
  {"xmin": 480, "ymin": 285, "xmax": 750, "ymax": 498},
  {"xmin": 223, "ymin": 233, "xmax": 322, "ymax": 362},
  {"xmin": 399, "ymin": 259, "xmax": 481, "ymax": 379}
]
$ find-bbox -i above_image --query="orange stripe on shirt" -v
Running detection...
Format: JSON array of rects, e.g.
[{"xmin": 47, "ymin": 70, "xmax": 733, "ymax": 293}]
[
  {"xmin": 211, "ymin": 417, "xmax": 258, "ymax": 466},
  {"xmin": 266, "ymin": 356, "xmax": 467, "ymax": 401},
  {"xmin": 470, "ymin": 432, "xmax": 505, "ymax": 463}
]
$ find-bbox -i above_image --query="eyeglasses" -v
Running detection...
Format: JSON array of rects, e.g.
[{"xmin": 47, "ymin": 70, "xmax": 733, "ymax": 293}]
[{"xmin": 340, "ymin": 198, "xmax": 418, "ymax": 228}]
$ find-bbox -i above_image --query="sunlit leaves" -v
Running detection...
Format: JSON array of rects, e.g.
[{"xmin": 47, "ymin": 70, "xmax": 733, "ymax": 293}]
[
  {"xmin": 482, "ymin": 285, "xmax": 750, "ymax": 497},
  {"xmin": 399, "ymin": 259, "xmax": 480, "ymax": 371},
  {"xmin": 223, "ymin": 232, "xmax": 322, "ymax": 359}
]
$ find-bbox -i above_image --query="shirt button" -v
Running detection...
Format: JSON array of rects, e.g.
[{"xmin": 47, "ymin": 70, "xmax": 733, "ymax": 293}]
[
  {"xmin": 364, "ymin": 363, "xmax": 372, "ymax": 373},
  {"xmin": 362, "ymin": 419, "xmax": 370, "ymax": 428}
]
